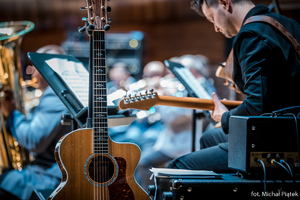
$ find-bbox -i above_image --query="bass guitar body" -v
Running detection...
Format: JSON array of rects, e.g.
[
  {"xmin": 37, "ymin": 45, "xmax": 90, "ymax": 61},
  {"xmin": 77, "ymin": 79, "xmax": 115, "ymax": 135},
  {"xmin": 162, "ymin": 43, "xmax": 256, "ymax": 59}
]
[{"xmin": 48, "ymin": 128, "xmax": 150, "ymax": 200}]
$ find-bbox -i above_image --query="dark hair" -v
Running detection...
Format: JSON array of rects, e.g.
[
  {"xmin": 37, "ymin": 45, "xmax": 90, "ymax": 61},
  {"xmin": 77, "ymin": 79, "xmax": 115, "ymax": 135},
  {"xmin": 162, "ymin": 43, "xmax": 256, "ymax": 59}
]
[
  {"xmin": 191, "ymin": 0, "xmax": 219, "ymax": 17},
  {"xmin": 191, "ymin": 0, "xmax": 252, "ymax": 17}
]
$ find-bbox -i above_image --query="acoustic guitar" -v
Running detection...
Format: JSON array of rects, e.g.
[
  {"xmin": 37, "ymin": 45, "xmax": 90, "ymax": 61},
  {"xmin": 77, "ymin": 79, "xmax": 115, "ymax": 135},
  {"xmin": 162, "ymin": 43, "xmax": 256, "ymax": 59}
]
[
  {"xmin": 47, "ymin": 0, "xmax": 150, "ymax": 199},
  {"xmin": 119, "ymin": 90, "xmax": 242, "ymax": 111}
]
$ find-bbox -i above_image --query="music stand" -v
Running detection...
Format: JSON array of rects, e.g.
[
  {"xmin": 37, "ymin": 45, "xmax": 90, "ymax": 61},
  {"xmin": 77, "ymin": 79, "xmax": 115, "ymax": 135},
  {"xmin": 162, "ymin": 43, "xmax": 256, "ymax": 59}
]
[
  {"xmin": 164, "ymin": 60, "xmax": 213, "ymax": 151},
  {"xmin": 27, "ymin": 52, "xmax": 135, "ymax": 128}
]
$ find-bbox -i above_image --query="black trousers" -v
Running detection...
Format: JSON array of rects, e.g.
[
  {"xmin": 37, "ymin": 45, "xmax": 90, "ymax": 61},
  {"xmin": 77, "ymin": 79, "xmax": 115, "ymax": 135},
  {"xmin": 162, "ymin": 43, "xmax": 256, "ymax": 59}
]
[{"xmin": 167, "ymin": 128, "xmax": 234, "ymax": 172}]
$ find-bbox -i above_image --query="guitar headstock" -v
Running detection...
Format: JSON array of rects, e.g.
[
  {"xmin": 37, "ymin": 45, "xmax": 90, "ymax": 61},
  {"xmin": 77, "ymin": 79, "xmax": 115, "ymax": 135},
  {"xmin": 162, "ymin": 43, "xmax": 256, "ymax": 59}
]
[
  {"xmin": 84, "ymin": 0, "xmax": 111, "ymax": 31},
  {"xmin": 119, "ymin": 90, "xmax": 159, "ymax": 110}
]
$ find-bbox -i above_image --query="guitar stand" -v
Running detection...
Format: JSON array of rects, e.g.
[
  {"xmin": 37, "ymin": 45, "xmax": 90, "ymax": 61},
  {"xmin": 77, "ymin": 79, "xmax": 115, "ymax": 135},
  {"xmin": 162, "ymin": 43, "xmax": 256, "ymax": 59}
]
[{"xmin": 61, "ymin": 113, "xmax": 78, "ymax": 131}]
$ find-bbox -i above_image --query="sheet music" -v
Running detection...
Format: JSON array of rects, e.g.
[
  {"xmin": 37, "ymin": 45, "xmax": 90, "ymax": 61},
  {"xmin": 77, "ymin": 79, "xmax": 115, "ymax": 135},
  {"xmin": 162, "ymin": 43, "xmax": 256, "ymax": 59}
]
[
  {"xmin": 46, "ymin": 58, "xmax": 89, "ymax": 107},
  {"xmin": 150, "ymin": 168, "xmax": 220, "ymax": 177},
  {"xmin": 174, "ymin": 67, "xmax": 212, "ymax": 99}
]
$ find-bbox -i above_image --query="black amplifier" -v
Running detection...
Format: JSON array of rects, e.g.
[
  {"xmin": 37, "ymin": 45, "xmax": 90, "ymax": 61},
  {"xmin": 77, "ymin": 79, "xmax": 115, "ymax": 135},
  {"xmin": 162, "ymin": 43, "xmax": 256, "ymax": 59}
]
[{"xmin": 228, "ymin": 115, "xmax": 300, "ymax": 174}]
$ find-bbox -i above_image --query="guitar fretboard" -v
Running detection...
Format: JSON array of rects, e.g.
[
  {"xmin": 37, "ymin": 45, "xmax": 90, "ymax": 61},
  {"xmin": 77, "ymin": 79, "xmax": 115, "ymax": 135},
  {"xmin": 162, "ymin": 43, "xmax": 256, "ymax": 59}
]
[{"xmin": 93, "ymin": 30, "xmax": 108, "ymax": 154}]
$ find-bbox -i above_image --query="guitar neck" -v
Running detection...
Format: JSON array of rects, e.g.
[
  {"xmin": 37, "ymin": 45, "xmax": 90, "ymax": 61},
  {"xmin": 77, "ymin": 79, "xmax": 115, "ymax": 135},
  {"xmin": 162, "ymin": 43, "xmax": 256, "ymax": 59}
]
[
  {"xmin": 93, "ymin": 30, "xmax": 109, "ymax": 154},
  {"xmin": 119, "ymin": 93, "xmax": 242, "ymax": 111},
  {"xmin": 156, "ymin": 95, "xmax": 242, "ymax": 111}
]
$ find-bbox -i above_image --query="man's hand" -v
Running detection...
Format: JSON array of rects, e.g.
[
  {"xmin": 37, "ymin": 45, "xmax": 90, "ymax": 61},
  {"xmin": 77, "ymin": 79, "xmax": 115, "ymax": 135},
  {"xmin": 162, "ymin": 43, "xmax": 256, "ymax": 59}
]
[
  {"xmin": 1, "ymin": 89, "xmax": 16, "ymax": 118},
  {"xmin": 210, "ymin": 92, "xmax": 228, "ymax": 122}
]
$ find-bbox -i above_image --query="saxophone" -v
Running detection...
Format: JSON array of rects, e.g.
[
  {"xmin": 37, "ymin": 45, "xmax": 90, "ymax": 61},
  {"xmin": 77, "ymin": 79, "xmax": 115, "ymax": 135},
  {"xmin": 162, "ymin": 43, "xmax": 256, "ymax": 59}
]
[{"xmin": 0, "ymin": 21, "xmax": 35, "ymax": 174}]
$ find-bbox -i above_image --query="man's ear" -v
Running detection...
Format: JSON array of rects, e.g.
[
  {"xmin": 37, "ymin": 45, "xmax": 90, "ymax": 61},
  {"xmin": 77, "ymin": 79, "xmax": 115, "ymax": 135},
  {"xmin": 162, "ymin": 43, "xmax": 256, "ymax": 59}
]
[{"xmin": 219, "ymin": 0, "xmax": 232, "ymax": 13}]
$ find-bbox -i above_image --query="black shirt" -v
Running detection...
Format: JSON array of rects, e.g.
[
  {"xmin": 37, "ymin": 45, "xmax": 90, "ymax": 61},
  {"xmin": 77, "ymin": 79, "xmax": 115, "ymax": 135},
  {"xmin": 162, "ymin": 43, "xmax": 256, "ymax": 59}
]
[{"xmin": 221, "ymin": 4, "xmax": 300, "ymax": 133}]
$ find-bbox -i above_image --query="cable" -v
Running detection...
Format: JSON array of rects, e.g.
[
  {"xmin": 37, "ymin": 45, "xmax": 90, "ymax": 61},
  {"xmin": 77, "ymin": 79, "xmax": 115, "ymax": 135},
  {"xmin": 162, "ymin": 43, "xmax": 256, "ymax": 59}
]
[
  {"xmin": 271, "ymin": 159, "xmax": 292, "ymax": 177},
  {"xmin": 280, "ymin": 160, "xmax": 294, "ymax": 179},
  {"xmin": 280, "ymin": 159, "xmax": 300, "ymax": 193},
  {"xmin": 256, "ymin": 159, "xmax": 267, "ymax": 200},
  {"xmin": 272, "ymin": 159, "xmax": 300, "ymax": 195},
  {"xmin": 261, "ymin": 111, "xmax": 299, "ymax": 161},
  {"xmin": 283, "ymin": 113, "xmax": 300, "ymax": 166}
]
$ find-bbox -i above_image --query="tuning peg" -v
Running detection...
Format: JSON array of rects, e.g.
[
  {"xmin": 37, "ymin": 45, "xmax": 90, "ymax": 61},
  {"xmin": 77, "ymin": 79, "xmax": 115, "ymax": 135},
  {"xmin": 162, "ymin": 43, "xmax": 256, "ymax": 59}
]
[
  {"xmin": 80, "ymin": 6, "xmax": 92, "ymax": 10},
  {"xmin": 149, "ymin": 89, "xmax": 156, "ymax": 98},
  {"xmin": 104, "ymin": 24, "xmax": 110, "ymax": 31},
  {"xmin": 107, "ymin": 6, "xmax": 112, "ymax": 12},
  {"xmin": 124, "ymin": 98, "xmax": 129, "ymax": 104},
  {"xmin": 146, "ymin": 91, "xmax": 151, "ymax": 99},
  {"xmin": 135, "ymin": 94, "xmax": 141, "ymax": 101},
  {"xmin": 78, "ymin": 26, "xmax": 86, "ymax": 33},
  {"xmin": 87, "ymin": 24, "xmax": 95, "ymax": 31},
  {"xmin": 140, "ymin": 92, "xmax": 146, "ymax": 100},
  {"xmin": 129, "ymin": 94, "xmax": 135, "ymax": 103},
  {"xmin": 123, "ymin": 93, "xmax": 129, "ymax": 104}
]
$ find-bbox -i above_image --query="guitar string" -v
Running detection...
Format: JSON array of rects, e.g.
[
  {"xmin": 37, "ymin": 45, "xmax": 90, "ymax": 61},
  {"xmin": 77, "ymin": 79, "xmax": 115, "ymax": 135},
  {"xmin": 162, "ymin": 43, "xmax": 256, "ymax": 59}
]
[
  {"xmin": 103, "ymin": 29, "xmax": 108, "ymax": 200},
  {"xmin": 92, "ymin": 31, "xmax": 98, "ymax": 199},
  {"xmin": 94, "ymin": 25, "xmax": 108, "ymax": 200},
  {"xmin": 96, "ymin": 29, "xmax": 100, "ymax": 200},
  {"xmin": 100, "ymin": 29, "xmax": 106, "ymax": 199},
  {"xmin": 95, "ymin": 29, "xmax": 98, "ymax": 200},
  {"xmin": 94, "ymin": 29, "xmax": 97, "ymax": 200},
  {"xmin": 102, "ymin": 29, "xmax": 108, "ymax": 200},
  {"xmin": 102, "ymin": 30, "xmax": 105, "ymax": 200},
  {"xmin": 99, "ymin": 29, "xmax": 103, "ymax": 200},
  {"xmin": 98, "ymin": 29, "xmax": 102, "ymax": 200}
]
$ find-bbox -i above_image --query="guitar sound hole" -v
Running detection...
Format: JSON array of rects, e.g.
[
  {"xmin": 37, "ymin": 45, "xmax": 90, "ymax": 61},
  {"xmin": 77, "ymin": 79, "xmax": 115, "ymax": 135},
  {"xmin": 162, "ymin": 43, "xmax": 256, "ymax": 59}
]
[{"xmin": 88, "ymin": 155, "xmax": 115, "ymax": 184}]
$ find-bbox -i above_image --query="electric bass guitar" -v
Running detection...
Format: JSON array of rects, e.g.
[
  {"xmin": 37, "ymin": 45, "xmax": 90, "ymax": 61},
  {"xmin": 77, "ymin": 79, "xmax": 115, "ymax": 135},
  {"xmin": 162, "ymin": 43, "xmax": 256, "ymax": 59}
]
[
  {"xmin": 119, "ymin": 90, "xmax": 242, "ymax": 111},
  {"xmin": 47, "ymin": 0, "xmax": 150, "ymax": 199}
]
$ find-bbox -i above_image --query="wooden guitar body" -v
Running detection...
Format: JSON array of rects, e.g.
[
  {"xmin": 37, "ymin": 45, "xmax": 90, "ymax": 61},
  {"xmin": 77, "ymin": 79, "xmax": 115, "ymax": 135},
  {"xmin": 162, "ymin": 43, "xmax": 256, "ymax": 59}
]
[{"xmin": 48, "ymin": 128, "xmax": 150, "ymax": 200}]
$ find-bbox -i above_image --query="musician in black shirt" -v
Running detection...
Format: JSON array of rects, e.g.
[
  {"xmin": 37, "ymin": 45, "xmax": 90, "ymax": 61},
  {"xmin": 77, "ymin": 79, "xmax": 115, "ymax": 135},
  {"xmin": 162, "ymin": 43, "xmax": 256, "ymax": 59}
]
[{"xmin": 168, "ymin": 0, "xmax": 300, "ymax": 171}]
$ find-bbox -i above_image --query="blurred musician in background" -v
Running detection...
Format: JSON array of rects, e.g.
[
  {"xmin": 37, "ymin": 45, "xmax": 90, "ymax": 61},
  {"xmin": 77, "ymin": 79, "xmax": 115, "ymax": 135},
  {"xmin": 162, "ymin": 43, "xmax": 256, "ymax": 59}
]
[
  {"xmin": 107, "ymin": 62, "xmax": 136, "ymax": 94},
  {"xmin": 0, "ymin": 45, "xmax": 71, "ymax": 200},
  {"xmin": 141, "ymin": 61, "xmax": 168, "ymax": 95},
  {"xmin": 110, "ymin": 61, "xmax": 168, "ymax": 150},
  {"xmin": 168, "ymin": 0, "xmax": 300, "ymax": 171}
]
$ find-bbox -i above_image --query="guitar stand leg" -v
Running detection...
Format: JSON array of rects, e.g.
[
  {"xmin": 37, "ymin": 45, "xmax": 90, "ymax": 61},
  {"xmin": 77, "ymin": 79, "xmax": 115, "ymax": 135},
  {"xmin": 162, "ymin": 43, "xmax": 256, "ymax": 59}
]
[
  {"xmin": 61, "ymin": 114, "xmax": 78, "ymax": 131},
  {"xmin": 191, "ymin": 110, "xmax": 206, "ymax": 152}
]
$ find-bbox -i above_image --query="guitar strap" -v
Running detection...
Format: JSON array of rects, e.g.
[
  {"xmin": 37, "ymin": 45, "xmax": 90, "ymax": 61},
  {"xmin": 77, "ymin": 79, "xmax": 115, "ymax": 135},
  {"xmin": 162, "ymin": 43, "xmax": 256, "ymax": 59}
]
[
  {"xmin": 218, "ymin": 15, "xmax": 300, "ymax": 91},
  {"xmin": 244, "ymin": 15, "xmax": 300, "ymax": 58}
]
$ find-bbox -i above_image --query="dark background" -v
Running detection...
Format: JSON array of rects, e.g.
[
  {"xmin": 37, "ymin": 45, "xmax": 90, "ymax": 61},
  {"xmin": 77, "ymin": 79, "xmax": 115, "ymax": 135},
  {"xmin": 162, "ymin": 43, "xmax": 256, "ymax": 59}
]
[{"xmin": 1, "ymin": 0, "xmax": 299, "ymax": 99}]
